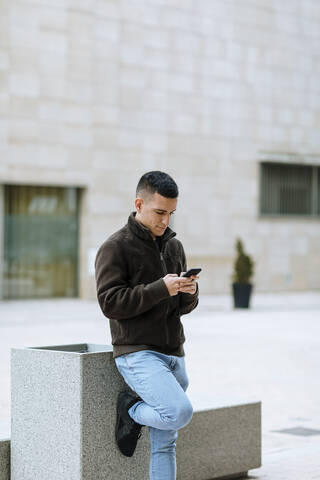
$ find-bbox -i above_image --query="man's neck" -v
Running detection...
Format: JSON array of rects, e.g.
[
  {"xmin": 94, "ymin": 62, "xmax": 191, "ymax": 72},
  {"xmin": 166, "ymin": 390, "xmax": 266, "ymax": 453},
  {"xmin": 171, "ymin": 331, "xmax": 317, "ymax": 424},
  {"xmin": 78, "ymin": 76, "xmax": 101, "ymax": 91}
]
[{"xmin": 135, "ymin": 214, "xmax": 156, "ymax": 240}]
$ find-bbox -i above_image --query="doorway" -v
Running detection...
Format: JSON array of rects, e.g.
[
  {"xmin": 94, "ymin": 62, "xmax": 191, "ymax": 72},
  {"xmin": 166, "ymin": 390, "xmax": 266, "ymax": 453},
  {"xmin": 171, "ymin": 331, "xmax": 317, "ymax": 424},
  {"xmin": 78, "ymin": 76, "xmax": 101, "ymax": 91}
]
[{"xmin": 3, "ymin": 185, "xmax": 80, "ymax": 299}]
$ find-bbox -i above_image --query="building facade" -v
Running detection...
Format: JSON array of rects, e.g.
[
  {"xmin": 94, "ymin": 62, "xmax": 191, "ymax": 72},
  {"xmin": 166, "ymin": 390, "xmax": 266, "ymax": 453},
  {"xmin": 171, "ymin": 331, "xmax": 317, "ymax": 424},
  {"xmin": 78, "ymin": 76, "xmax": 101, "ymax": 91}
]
[{"xmin": 0, "ymin": 0, "xmax": 319, "ymax": 299}]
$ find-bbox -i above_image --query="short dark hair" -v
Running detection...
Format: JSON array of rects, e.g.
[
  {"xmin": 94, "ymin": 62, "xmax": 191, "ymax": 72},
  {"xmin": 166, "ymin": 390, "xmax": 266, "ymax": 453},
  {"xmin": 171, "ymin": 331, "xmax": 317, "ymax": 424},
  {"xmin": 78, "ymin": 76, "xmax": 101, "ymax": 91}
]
[{"xmin": 136, "ymin": 171, "xmax": 179, "ymax": 199}]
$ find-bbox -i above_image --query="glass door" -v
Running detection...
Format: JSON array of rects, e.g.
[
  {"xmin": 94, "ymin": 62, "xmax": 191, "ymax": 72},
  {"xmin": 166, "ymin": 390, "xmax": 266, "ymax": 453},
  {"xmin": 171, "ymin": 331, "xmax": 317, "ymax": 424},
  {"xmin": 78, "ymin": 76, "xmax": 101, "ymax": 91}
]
[{"xmin": 3, "ymin": 185, "xmax": 80, "ymax": 299}]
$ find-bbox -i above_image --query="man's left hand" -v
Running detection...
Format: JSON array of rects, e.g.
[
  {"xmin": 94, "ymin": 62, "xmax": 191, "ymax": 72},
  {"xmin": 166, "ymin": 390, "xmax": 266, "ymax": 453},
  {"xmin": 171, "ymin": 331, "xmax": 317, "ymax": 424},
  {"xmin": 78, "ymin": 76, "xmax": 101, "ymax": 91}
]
[{"xmin": 178, "ymin": 273, "xmax": 199, "ymax": 294}]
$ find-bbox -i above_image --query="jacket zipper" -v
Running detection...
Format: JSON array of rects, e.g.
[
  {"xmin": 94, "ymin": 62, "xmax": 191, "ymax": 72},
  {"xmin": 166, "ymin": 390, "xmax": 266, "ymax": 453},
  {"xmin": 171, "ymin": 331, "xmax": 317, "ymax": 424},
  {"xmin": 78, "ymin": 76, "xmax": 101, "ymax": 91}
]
[
  {"xmin": 160, "ymin": 251, "xmax": 167, "ymax": 275},
  {"xmin": 156, "ymin": 245, "xmax": 169, "ymax": 345}
]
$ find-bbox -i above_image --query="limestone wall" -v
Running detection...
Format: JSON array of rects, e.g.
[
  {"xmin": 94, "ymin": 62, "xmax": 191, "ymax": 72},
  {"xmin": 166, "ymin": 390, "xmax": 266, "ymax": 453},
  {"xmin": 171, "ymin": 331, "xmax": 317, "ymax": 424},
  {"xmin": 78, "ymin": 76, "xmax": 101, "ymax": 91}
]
[{"xmin": 0, "ymin": 0, "xmax": 319, "ymax": 296}]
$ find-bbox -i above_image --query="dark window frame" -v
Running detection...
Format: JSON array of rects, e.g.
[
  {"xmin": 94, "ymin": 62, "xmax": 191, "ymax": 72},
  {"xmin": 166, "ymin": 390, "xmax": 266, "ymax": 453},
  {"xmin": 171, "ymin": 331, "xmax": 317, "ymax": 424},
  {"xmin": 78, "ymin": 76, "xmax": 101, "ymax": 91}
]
[{"xmin": 259, "ymin": 161, "xmax": 320, "ymax": 218}]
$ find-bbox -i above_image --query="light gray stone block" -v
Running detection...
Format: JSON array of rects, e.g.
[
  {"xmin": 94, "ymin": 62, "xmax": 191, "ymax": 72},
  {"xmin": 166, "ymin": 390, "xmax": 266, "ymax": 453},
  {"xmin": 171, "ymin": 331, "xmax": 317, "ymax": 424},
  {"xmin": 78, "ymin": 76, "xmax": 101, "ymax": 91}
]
[
  {"xmin": 11, "ymin": 343, "xmax": 150, "ymax": 480},
  {"xmin": 11, "ymin": 344, "xmax": 261, "ymax": 480},
  {"xmin": 176, "ymin": 402, "xmax": 261, "ymax": 479}
]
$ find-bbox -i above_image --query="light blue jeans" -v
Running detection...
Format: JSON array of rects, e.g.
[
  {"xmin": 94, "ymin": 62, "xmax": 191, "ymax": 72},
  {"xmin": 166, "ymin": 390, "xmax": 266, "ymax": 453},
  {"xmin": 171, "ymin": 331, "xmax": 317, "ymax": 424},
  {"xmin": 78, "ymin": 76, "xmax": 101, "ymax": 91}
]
[{"xmin": 114, "ymin": 349, "xmax": 193, "ymax": 480}]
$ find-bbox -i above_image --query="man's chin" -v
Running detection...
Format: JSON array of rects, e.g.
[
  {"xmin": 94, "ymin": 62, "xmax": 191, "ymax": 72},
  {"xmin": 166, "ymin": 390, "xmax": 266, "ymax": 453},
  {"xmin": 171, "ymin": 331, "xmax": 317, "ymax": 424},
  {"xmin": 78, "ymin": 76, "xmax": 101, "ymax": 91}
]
[{"xmin": 155, "ymin": 227, "xmax": 166, "ymax": 235}]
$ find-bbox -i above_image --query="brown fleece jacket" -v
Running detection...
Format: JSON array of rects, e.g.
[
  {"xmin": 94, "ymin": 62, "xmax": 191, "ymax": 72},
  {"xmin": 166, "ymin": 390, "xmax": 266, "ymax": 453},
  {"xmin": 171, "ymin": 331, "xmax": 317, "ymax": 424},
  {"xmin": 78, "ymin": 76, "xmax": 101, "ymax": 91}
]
[{"xmin": 95, "ymin": 211, "xmax": 199, "ymax": 358}]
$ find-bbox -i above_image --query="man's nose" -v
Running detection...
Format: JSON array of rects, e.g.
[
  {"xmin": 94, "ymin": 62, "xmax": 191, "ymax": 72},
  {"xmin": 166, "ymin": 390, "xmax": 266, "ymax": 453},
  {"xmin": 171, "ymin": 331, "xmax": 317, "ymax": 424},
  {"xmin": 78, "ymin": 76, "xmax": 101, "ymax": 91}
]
[{"xmin": 162, "ymin": 214, "xmax": 170, "ymax": 226}]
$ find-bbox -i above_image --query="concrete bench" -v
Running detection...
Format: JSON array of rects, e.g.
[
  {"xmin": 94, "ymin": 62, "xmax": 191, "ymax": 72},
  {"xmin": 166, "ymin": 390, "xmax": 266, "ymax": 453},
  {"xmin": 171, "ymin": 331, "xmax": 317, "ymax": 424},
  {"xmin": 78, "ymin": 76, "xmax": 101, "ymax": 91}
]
[
  {"xmin": 9, "ymin": 344, "xmax": 261, "ymax": 479},
  {"xmin": 177, "ymin": 400, "xmax": 261, "ymax": 479}
]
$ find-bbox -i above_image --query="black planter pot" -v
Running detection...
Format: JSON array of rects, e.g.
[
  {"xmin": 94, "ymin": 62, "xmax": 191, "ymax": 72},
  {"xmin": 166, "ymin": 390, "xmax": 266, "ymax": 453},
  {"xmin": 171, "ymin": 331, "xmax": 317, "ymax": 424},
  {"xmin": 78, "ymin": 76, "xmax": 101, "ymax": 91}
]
[{"xmin": 232, "ymin": 282, "xmax": 253, "ymax": 308}]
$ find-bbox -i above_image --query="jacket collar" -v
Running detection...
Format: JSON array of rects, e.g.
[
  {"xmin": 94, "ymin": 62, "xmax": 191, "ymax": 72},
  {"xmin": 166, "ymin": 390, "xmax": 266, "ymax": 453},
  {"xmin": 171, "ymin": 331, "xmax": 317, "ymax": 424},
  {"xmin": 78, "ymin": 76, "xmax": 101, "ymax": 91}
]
[{"xmin": 128, "ymin": 211, "xmax": 176, "ymax": 245}]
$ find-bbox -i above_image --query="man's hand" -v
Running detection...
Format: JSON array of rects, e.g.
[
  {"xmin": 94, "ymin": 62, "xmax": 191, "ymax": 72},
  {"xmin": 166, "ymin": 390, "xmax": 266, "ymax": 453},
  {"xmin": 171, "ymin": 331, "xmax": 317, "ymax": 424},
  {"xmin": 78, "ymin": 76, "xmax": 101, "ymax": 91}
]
[
  {"xmin": 163, "ymin": 273, "xmax": 199, "ymax": 296},
  {"xmin": 178, "ymin": 272, "xmax": 199, "ymax": 295}
]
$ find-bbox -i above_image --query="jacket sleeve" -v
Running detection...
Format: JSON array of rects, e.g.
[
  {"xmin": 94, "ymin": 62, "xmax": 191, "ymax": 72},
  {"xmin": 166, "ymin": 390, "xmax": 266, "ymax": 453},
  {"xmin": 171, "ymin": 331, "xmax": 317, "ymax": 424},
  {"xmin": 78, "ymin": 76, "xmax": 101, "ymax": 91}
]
[
  {"xmin": 178, "ymin": 241, "xmax": 199, "ymax": 316},
  {"xmin": 95, "ymin": 240, "xmax": 170, "ymax": 320}
]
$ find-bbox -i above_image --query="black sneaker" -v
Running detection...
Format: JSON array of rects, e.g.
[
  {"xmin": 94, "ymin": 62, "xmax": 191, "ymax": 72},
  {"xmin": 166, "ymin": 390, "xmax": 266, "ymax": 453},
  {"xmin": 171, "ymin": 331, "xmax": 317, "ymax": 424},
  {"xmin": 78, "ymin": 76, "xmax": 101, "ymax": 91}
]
[{"xmin": 116, "ymin": 390, "xmax": 143, "ymax": 457}]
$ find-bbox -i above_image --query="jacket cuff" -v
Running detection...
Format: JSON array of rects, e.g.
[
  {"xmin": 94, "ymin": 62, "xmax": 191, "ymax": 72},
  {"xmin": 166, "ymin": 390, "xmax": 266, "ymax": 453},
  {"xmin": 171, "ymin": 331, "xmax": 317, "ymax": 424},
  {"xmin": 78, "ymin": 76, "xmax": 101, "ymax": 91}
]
[{"xmin": 145, "ymin": 277, "xmax": 171, "ymax": 301}]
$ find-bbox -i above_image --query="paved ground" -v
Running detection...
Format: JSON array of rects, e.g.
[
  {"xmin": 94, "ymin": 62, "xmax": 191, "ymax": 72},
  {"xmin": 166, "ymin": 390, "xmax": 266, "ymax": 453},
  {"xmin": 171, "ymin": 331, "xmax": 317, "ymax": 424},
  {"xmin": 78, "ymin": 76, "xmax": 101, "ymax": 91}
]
[{"xmin": 0, "ymin": 291, "xmax": 320, "ymax": 479}]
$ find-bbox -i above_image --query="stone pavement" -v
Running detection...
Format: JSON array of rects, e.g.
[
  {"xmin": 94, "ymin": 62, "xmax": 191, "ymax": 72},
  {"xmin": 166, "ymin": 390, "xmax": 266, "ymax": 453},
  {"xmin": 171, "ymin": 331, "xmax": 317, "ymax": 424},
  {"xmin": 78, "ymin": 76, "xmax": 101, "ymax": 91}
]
[{"xmin": 0, "ymin": 291, "xmax": 320, "ymax": 479}]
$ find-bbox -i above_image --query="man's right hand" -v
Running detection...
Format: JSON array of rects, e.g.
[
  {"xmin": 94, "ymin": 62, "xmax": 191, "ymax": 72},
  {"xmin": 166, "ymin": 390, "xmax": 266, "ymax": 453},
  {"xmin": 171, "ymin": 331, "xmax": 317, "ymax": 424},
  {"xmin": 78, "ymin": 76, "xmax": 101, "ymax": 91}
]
[{"xmin": 163, "ymin": 274, "xmax": 189, "ymax": 296}]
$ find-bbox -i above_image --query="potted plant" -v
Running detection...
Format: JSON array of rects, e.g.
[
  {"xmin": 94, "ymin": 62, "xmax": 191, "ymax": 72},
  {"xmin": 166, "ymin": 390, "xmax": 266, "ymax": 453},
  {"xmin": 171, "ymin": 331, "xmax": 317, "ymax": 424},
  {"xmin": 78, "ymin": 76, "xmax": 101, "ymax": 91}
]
[{"xmin": 232, "ymin": 238, "xmax": 255, "ymax": 308}]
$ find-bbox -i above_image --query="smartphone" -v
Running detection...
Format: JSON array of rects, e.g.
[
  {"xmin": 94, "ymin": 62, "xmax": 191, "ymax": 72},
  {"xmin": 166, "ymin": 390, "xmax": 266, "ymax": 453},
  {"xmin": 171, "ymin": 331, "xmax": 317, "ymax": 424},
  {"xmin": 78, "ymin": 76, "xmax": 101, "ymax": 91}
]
[{"xmin": 182, "ymin": 268, "xmax": 202, "ymax": 277}]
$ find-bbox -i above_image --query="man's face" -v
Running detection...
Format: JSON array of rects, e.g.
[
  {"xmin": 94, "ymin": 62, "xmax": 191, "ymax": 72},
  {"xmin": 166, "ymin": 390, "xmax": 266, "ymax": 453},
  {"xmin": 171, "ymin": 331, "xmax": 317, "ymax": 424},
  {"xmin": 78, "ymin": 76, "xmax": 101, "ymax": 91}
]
[{"xmin": 135, "ymin": 192, "xmax": 178, "ymax": 238}]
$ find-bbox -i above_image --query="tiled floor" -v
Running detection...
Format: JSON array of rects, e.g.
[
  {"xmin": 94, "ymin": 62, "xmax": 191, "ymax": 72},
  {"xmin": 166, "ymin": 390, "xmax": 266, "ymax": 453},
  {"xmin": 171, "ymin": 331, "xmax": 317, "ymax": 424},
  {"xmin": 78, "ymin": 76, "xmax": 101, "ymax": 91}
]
[{"xmin": 0, "ymin": 291, "xmax": 320, "ymax": 479}]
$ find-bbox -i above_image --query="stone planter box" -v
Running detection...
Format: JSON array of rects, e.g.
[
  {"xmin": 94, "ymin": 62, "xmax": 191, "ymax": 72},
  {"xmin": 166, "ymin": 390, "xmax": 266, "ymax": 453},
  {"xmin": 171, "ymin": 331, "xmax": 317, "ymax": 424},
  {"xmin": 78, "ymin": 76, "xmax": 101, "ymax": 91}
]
[{"xmin": 11, "ymin": 343, "xmax": 150, "ymax": 480}]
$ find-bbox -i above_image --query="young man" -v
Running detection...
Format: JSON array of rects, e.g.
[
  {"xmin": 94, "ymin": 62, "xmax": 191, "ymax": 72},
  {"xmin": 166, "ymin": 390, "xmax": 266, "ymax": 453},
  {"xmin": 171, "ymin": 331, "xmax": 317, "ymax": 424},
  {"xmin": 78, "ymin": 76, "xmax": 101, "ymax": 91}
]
[{"xmin": 95, "ymin": 171, "xmax": 200, "ymax": 480}]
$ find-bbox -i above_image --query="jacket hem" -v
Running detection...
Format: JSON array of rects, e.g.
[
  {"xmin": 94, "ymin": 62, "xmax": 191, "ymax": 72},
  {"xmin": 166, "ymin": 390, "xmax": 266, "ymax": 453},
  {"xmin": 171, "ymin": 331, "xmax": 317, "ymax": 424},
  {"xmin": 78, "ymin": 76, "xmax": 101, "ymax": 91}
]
[{"xmin": 112, "ymin": 343, "xmax": 185, "ymax": 358}]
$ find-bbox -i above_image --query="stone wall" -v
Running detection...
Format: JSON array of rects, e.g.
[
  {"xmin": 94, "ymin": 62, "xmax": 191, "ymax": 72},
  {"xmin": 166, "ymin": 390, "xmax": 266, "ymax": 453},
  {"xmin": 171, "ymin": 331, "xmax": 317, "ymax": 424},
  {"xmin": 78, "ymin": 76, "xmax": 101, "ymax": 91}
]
[{"xmin": 0, "ymin": 0, "xmax": 319, "ymax": 296}]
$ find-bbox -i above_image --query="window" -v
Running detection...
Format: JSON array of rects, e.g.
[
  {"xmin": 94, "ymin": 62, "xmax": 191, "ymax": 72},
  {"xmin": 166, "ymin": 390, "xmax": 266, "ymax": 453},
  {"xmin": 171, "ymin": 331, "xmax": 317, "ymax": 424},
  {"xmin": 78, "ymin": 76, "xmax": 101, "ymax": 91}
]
[
  {"xmin": 260, "ymin": 162, "xmax": 319, "ymax": 217},
  {"xmin": 3, "ymin": 185, "xmax": 80, "ymax": 299}
]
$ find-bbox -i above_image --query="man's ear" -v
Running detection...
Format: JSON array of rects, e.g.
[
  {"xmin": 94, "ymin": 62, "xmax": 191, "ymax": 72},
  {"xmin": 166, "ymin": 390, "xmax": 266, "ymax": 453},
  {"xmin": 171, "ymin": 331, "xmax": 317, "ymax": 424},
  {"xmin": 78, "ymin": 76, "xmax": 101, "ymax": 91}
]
[{"xmin": 135, "ymin": 197, "xmax": 144, "ymax": 211}]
